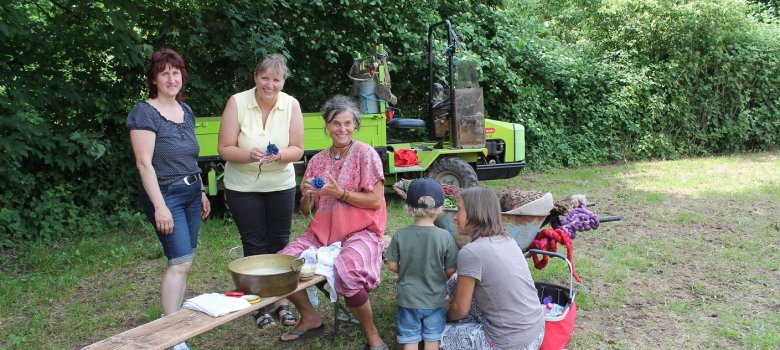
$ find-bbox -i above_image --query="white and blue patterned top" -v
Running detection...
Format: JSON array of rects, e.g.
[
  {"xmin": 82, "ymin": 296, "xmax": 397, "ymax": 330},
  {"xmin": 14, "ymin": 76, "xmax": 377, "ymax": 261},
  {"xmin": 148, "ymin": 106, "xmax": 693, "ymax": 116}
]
[{"xmin": 126, "ymin": 101, "xmax": 201, "ymax": 186}]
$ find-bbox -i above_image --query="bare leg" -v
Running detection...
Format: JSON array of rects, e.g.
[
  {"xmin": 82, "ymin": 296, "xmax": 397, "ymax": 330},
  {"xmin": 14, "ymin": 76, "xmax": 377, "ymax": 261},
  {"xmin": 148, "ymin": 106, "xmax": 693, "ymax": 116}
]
[
  {"xmin": 348, "ymin": 299, "xmax": 384, "ymax": 347},
  {"xmin": 403, "ymin": 343, "xmax": 419, "ymax": 350},
  {"xmin": 423, "ymin": 341, "xmax": 439, "ymax": 350},
  {"xmin": 160, "ymin": 262, "xmax": 191, "ymax": 315},
  {"xmin": 280, "ymin": 290, "xmax": 323, "ymax": 341}
]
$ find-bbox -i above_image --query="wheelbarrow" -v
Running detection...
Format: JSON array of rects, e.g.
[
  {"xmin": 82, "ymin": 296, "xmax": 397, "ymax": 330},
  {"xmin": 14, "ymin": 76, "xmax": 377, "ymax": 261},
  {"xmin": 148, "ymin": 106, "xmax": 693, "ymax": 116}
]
[
  {"xmin": 434, "ymin": 192, "xmax": 551, "ymax": 249},
  {"xmin": 434, "ymin": 195, "xmax": 620, "ymax": 250},
  {"xmin": 434, "ymin": 208, "xmax": 547, "ymax": 250}
]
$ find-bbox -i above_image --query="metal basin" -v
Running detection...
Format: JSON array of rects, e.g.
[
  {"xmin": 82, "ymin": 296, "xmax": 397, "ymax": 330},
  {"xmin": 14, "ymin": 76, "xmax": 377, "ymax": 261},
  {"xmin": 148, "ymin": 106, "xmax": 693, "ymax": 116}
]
[{"xmin": 228, "ymin": 254, "xmax": 304, "ymax": 297}]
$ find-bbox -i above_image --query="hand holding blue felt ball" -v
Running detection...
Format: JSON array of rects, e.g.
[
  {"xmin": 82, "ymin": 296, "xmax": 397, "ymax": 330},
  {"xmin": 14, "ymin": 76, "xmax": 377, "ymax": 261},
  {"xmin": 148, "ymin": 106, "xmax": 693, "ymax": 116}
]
[
  {"xmin": 311, "ymin": 177, "xmax": 325, "ymax": 190},
  {"xmin": 266, "ymin": 143, "xmax": 279, "ymax": 155},
  {"xmin": 256, "ymin": 143, "xmax": 280, "ymax": 180}
]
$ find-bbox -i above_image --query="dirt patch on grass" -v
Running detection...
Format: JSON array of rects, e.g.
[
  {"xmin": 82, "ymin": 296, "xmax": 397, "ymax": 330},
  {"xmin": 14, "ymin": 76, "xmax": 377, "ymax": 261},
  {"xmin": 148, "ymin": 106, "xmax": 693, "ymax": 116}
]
[{"xmin": 567, "ymin": 188, "xmax": 779, "ymax": 349}]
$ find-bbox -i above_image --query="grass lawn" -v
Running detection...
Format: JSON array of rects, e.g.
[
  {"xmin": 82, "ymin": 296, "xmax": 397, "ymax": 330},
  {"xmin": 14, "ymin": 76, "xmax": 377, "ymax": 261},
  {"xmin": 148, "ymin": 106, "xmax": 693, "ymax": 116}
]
[{"xmin": 1, "ymin": 151, "xmax": 778, "ymax": 349}]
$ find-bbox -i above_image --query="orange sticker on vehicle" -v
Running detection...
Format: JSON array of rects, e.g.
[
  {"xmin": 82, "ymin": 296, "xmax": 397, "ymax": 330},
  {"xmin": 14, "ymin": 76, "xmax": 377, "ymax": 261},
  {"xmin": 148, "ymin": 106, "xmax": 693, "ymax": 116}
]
[{"xmin": 485, "ymin": 128, "xmax": 496, "ymax": 134}]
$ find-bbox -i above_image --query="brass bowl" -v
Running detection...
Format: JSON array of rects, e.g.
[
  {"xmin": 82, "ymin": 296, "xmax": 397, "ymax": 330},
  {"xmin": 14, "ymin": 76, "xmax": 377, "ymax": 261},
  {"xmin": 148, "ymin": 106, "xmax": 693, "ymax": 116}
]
[{"xmin": 228, "ymin": 254, "xmax": 304, "ymax": 297}]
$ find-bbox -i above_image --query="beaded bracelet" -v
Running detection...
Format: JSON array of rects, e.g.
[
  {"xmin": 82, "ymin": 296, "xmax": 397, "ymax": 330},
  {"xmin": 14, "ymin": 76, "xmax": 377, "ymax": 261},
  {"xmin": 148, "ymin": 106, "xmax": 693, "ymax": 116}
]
[{"xmin": 340, "ymin": 189, "xmax": 349, "ymax": 202}]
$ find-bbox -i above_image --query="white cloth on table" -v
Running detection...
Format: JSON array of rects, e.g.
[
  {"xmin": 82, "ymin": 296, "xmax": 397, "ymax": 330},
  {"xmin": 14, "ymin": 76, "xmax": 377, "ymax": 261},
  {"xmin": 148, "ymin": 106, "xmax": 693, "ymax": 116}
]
[
  {"xmin": 299, "ymin": 242, "xmax": 342, "ymax": 302},
  {"xmin": 182, "ymin": 293, "xmax": 251, "ymax": 317}
]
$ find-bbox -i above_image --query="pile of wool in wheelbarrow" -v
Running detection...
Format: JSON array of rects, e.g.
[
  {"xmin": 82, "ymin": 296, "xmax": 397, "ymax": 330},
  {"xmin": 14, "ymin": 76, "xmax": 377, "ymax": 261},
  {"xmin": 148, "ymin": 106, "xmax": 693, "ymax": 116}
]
[
  {"xmin": 499, "ymin": 190, "xmax": 545, "ymax": 212},
  {"xmin": 551, "ymin": 194, "xmax": 588, "ymax": 217},
  {"xmin": 498, "ymin": 190, "xmax": 587, "ymax": 217}
]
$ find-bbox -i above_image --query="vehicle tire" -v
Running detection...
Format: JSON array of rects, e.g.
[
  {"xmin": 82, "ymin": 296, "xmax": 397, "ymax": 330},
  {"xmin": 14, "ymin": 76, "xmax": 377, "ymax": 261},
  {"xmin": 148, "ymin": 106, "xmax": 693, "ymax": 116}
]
[{"xmin": 426, "ymin": 157, "xmax": 479, "ymax": 188}]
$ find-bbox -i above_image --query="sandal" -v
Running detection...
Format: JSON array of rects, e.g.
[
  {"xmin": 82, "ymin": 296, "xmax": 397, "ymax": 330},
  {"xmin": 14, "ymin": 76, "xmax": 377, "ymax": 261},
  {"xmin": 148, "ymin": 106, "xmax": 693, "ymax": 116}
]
[
  {"xmin": 253, "ymin": 312, "xmax": 276, "ymax": 330},
  {"xmin": 280, "ymin": 323, "xmax": 325, "ymax": 342},
  {"xmin": 275, "ymin": 304, "xmax": 297, "ymax": 326}
]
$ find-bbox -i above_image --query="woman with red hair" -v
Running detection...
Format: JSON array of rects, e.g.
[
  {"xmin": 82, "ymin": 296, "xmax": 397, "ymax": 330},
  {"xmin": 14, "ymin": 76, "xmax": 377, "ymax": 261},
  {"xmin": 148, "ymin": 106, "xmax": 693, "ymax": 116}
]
[{"xmin": 127, "ymin": 48, "xmax": 210, "ymax": 350}]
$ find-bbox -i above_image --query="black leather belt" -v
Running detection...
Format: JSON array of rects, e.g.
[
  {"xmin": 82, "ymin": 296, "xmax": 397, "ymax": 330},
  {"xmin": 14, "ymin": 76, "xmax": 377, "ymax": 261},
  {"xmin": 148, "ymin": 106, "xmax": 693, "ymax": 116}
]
[{"xmin": 178, "ymin": 174, "xmax": 199, "ymax": 186}]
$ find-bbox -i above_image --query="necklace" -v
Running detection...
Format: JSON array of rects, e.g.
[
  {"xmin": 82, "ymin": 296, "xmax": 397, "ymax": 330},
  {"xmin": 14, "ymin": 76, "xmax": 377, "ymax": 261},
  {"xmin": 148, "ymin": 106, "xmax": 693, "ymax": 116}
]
[{"xmin": 331, "ymin": 141, "xmax": 354, "ymax": 160}]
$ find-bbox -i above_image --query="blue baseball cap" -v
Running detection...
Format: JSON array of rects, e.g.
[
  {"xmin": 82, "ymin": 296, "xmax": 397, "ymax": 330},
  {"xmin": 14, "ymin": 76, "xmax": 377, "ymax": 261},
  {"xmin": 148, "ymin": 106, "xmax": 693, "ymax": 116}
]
[{"xmin": 406, "ymin": 178, "xmax": 445, "ymax": 209}]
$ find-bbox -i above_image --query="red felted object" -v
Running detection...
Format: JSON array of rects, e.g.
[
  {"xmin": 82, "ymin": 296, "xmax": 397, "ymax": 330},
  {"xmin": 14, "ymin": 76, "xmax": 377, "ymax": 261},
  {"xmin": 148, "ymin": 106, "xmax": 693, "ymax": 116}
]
[
  {"xmin": 530, "ymin": 228, "xmax": 581, "ymax": 282},
  {"xmin": 394, "ymin": 149, "xmax": 419, "ymax": 167}
]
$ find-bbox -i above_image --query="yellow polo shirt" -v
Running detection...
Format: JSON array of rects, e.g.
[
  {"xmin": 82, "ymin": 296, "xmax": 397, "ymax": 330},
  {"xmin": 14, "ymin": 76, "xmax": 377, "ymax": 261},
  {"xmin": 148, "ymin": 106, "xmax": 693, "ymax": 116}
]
[{"xmin": 223, "ymin": 88, "xmax": 296, "ymax": 192}]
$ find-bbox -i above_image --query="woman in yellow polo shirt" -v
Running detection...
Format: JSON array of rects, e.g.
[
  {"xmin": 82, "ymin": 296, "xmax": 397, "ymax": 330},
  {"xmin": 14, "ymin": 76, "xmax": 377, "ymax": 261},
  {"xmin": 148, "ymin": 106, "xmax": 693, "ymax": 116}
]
[{"xmin": 217, "ymin": 53, "xmax": 304, "ymax": 329}]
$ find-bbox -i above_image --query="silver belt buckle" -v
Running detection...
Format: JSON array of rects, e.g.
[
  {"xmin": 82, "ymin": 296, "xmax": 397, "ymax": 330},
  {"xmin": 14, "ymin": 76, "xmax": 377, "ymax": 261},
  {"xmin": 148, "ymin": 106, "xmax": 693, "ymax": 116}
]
[{"xmin": 183, "ymin": 175, "xmax": 196, "ymax": 185}]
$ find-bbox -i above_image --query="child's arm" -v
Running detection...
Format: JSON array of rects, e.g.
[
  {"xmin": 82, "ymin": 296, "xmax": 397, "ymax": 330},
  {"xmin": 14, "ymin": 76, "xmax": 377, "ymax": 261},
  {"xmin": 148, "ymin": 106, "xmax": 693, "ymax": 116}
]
[
  {"xmin": 386, "ymin": 260, "xmax": 400, "ymax": 273},
  {"xmin": 445, "ymin": 267, "xmax": 456, "ymax": 278},
  {"xmin": 444, "ymin": 233, "xmax": 459, "ymax": 278},
  {"xmin": 384, "ymin": 230, "xmax": 401, "ymax": 273}
]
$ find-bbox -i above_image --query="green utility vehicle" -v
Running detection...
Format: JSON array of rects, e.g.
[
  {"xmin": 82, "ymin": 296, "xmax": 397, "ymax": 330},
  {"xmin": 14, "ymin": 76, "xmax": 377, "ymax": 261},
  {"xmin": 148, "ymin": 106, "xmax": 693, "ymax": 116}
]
[{"xmin": 195, "ymin": 19, "xmax": 526, "ymax": 196}]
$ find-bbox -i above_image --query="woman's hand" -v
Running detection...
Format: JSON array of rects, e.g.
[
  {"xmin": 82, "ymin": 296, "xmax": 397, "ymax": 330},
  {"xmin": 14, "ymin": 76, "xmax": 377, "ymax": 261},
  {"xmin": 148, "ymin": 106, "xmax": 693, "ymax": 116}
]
[
  {"xmin": 155, "ymin": 206, "xmax": 174, "ymax": 235},
  {"xmin": 320, "ymin": 174, "xmax": 343, "ymax": 198},
  {"xmin": 302, "ymin": 175, "xmax": 343, "ymax": 200},
  {"xmin": 249, "ymin": 147, "xmax": 265, "ymax": 163},
  {"xmin": 201, "ymin": 192, "xmax": 211, "ymax": 219},
  {"xmin": 250, "ymin": 147, "xmax": 282, "ymax": 165},
  {"xmin": 301, "ymin": 177, "xmax": 321, "ymax": 199},
  {"xmin": 300, "ymin": 177, "xmax": 321, "ymax": 215}
]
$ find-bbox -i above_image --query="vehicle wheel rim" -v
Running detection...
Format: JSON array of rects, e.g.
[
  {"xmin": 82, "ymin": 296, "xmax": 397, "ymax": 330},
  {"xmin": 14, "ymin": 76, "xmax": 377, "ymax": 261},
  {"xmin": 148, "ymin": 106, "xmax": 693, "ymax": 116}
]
[{"xmin": 437, "ymin": 173, "xmax": 462, "ymax": 187}]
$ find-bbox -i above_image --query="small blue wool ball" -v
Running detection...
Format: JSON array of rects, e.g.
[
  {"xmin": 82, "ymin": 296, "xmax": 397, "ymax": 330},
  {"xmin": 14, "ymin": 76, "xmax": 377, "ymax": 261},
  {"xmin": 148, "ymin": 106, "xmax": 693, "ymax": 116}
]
[
  {"xmin": 312, "ymin": 177, "xmax": 325, "ymax": 190},
  {"xmin": 266, "ymin": 143, "xmax": 279, "ymax": 155}
]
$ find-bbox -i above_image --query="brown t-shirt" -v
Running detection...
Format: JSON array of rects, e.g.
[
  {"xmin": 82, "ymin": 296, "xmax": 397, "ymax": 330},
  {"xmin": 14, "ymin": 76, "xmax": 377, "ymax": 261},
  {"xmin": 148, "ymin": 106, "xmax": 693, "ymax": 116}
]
[{"xmin": 458, "ymin": 235, "xmax": 545, "ymax": 348}]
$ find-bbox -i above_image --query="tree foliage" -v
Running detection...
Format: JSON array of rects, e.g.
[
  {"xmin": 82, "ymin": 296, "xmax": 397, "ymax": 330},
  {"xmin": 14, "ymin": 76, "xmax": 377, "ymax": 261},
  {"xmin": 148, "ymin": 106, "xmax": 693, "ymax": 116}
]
[{"xmin": 1, "ymin": 0, "xmax": 778, "ymax": 245}]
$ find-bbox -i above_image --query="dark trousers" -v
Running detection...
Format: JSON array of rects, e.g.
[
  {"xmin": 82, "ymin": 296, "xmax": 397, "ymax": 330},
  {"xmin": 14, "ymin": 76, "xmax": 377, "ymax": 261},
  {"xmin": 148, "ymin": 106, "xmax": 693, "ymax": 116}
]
[{"xmin": 224, "ymin": 187, "xmax": 296, "ymax": 256}]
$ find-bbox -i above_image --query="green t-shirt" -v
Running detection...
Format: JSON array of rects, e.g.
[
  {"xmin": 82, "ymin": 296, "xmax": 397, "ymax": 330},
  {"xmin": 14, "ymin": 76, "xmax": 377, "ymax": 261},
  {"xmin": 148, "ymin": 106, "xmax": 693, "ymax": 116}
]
[{"xmin": 385, "ymin": 225, "xmax": 459, "ymax": 309}]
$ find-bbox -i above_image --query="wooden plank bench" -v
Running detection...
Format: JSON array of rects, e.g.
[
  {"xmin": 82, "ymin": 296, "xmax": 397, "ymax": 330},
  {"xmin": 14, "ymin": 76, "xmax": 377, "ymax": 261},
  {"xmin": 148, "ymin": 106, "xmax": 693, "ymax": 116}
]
[{"xmin": 83, "ymin": 275, "xmax": 328, "ymax": 350}]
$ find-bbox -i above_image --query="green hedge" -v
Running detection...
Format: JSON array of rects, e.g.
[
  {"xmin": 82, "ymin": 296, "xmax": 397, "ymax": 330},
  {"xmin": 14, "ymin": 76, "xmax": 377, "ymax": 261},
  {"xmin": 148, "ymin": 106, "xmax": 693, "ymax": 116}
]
[{"xmin": 1, "ymin": 0, "xmax": 778, "ymax": 246}]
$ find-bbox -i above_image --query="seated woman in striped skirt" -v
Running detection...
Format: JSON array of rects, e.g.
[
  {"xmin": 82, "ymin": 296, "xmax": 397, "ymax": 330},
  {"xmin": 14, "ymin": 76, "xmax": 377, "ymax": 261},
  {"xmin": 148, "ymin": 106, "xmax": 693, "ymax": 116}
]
[{"xmin": 277, "ymin": 95, "xmax": 389, "ymax": 350}]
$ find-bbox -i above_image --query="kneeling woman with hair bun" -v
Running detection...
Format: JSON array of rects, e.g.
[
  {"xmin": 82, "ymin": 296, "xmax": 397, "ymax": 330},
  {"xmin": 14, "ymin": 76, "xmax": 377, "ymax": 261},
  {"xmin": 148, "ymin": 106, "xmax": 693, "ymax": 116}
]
[{"xmin": 443, "ymin": 186, "xmax": 545, "ymax": 350}]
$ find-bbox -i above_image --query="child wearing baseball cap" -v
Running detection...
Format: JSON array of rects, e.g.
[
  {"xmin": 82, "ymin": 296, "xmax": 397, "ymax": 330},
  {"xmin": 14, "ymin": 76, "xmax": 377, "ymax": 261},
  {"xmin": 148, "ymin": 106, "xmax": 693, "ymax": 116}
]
[{"xmin": 385, "ymin": 178, "xmax": 459, "ymax": 350}]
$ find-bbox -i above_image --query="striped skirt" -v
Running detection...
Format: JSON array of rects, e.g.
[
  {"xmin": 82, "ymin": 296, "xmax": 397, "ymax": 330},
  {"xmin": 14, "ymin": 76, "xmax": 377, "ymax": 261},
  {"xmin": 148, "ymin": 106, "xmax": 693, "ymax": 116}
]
[{"xmin": 279, "ymin": 229, "xmax": 384, "ymax": 297}]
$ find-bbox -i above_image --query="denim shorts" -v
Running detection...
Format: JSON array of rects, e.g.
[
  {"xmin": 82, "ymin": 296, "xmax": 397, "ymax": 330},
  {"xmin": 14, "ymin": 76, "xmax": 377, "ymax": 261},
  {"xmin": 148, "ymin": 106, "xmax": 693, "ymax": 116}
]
[
  {"xmin": 138, "ymin": 179, "xmax": 202, "ymax": 265},
  {"xmin": 396, "ymin": 305, "xmax": 446, "ymax": 344}
]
